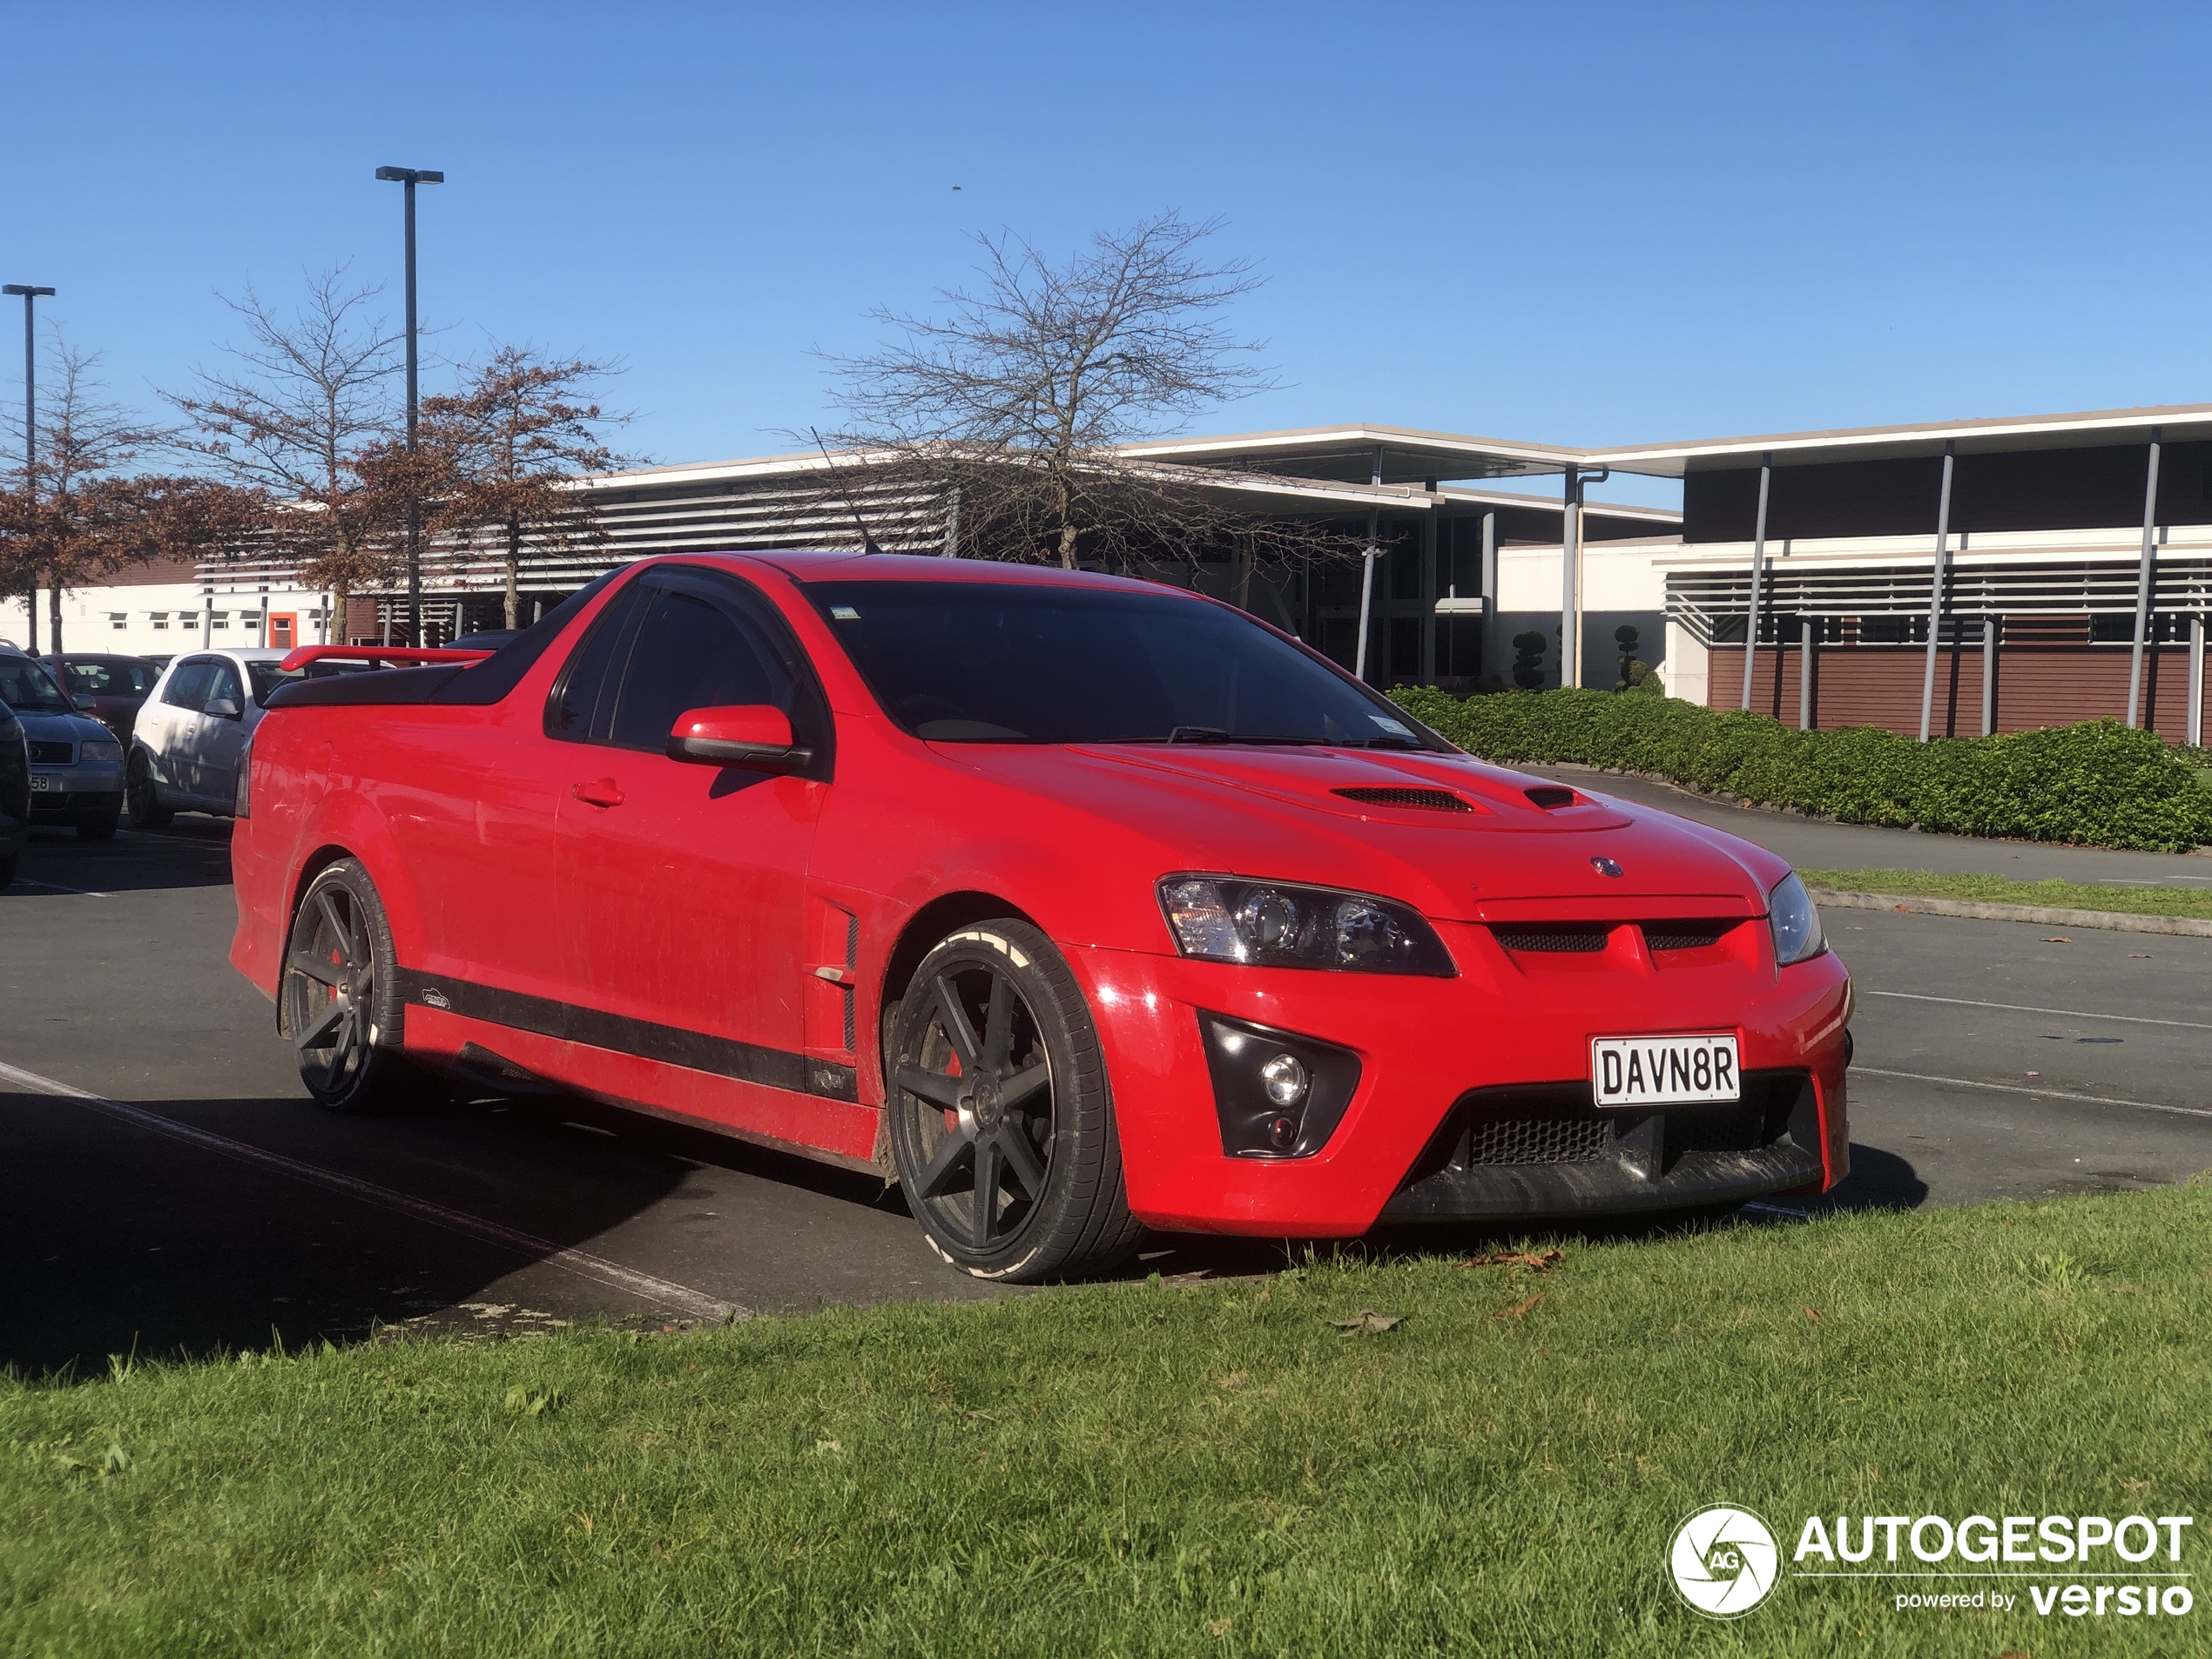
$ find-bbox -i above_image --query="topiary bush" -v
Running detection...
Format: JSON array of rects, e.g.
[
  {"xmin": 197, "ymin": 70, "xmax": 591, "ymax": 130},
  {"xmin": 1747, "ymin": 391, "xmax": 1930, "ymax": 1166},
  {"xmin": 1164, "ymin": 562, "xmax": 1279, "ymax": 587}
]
[{"xmin": 1387, "ymin": 686, "xmax": 2212, "ymax": 853}]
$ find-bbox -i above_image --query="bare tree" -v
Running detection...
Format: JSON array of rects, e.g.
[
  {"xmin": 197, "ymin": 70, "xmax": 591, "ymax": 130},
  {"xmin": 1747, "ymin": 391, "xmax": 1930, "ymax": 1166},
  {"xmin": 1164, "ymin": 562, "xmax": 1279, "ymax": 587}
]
[
  {"xmin": 0, "ymin": 337, "xmax": 172, "ymax": 651},
  {"xmin": 819, "ymin": 212, "xmax": 1355, "ymax": 576},
  {"xmin": 416, "ymin": 345, "xmax": 638, "ymax": 629},
  {"xmin": 165, "ymin": 267, "xmax": 407, "ymax": 644}
]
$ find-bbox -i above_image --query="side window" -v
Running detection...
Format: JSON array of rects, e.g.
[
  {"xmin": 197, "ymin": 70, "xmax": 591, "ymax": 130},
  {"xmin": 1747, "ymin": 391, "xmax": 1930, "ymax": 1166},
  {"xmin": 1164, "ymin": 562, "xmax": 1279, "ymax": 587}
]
[
  {"xmin": 206, "ymin": 662, "xmax": 245, "ymax": 711},
  {"xmin": 606, "ymin": 589, "xmax": 792, "ymax": 752},
  {"xmin": 163, "ymin": 661, "xmax": 218, "ymax": 711},
  {"xmin": 545, "ymin": 581, "xmax": 648, "ymax": 740}
]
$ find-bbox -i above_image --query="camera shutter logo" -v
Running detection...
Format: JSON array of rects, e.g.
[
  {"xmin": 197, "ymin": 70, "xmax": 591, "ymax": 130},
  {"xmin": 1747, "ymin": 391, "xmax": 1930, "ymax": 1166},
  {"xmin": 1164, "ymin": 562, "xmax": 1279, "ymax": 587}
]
[{"xmin": 1669, "ymin": 1504, "xmax": 1780, "ymax": 1618}]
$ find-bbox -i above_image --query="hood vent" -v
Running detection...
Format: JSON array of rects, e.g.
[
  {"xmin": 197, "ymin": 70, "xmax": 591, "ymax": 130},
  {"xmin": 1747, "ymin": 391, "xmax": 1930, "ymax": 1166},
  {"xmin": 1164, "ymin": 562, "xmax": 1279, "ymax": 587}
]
[
  {"xmin": 1643, "ymin": 921, "xmax": 1739, "ymax": 952},
  {"xmin": 1494, "ymin": 924, "xmax": 1614, "ymax": 954},
  {"xmin": 1523, "ymin": 786, "xmax": 1577, "ymax": 809},
  {"xmin": 1332, "ymin": 786, "xmax": 1472, "ymax": 813}
]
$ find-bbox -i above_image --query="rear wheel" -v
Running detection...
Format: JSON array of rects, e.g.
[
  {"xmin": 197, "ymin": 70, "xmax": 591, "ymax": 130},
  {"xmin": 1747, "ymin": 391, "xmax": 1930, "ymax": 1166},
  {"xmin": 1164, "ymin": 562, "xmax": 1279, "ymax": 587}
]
[
  {"xmin": 283, "ymin": 860, "xmax": 415, "ymax": 1114},
  {"xmin": 0, "ymin": 853, "xmax": 16, "ymax": 892},
  {"xmin": 125, "ymin": 751, "xmax": 172, "ymax": 830},
  {"xmin": 886, "ymin": 919, "xmax": 1142, "ymax": 1283}
]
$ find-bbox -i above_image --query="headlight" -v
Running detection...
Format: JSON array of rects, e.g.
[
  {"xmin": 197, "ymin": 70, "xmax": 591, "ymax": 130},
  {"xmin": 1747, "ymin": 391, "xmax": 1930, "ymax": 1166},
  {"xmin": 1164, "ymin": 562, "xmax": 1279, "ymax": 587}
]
[
  {"xmin": 1768, "ymin": 871, "xmax": 1825, "ymax": 966},
  {"xmin": 1157, "ymin": 876, "xmax": 1456, "ymax": 975},
  {"xmin": 79, "ymin": 740, "xmax": 121, "ymax": 764}
]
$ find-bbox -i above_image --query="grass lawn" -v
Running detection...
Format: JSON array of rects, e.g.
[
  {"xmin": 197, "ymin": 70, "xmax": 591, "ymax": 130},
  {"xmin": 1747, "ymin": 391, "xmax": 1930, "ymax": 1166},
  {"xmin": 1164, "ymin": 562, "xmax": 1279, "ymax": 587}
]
[
  {"xmin": 6, "ymin": 1184, "xmax": 2209, "ymax": 1656},
  {"xmin": 1802, "ymin": 867, "xmax": 2212, "ymax": 921}
]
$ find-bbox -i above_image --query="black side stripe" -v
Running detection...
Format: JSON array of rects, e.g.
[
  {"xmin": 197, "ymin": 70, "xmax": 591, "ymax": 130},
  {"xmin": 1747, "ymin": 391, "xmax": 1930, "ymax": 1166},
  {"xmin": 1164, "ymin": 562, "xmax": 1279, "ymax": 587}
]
[{"xmin": 395, "ymin": 968, "xmax": 860, "ymax": 1104}]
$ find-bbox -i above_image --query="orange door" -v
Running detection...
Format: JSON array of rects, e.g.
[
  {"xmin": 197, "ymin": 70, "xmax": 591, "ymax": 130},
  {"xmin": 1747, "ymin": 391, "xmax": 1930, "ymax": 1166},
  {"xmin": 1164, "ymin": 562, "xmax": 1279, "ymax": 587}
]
[{"xmin": 270, "ymin": 613, "xmax": 296, "ymax": 650}]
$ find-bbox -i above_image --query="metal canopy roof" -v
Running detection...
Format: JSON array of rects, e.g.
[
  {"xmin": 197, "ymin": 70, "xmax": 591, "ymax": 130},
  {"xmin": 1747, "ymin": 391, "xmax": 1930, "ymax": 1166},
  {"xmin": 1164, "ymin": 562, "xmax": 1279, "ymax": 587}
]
[
  {"xmin": 1112, "ymin": 423, "xmax": 1583, "ymax": 483},
  {"xmin": 1586, "ymin": 402, "xmax": 2212, "ymax": 476}
]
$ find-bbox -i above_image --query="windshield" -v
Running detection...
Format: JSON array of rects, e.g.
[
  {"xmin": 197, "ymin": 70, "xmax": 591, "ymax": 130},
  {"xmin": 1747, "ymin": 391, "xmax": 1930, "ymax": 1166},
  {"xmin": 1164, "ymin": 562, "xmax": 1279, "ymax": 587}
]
[
  {"xmin": 62, "ymin": 658, "xmax": 160, "ymax": 697},
  {"xmin": 0, "ymin": 657, "xmax": 74, "ymax": 714},
  {"xmin": 804, "ymin": 580, "xmax": 1440, "ymax": 748}
]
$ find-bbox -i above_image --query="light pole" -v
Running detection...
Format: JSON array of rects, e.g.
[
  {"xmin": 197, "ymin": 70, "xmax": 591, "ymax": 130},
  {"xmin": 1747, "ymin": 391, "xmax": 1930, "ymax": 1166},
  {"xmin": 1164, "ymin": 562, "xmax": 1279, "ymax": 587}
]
[
  {"xmin": 3, "ymin": 284, "xmax": 55, "ymax": 652},
  {"xmin": 374, "ymin": 165, "xmax": 442, "ymax": 644}
]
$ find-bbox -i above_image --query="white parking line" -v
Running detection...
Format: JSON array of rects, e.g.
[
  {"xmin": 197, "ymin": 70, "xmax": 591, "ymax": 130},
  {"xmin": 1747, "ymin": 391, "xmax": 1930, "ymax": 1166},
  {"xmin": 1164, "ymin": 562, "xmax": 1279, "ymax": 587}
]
[
  {"xmin": 0, "ymin": 1058, "xmax": 743, "ymax": 1323},
  {"xmin": 1865, "ymin": 990, "xmax": 2212, "ymax": 1031},
  {"xmin": 1852, "ymin": 1064, "xmax": 2212, "ymax": 1120},
  {"xmin": 9, "ymin": 880, "xmax": 112, "ymax": 898}
]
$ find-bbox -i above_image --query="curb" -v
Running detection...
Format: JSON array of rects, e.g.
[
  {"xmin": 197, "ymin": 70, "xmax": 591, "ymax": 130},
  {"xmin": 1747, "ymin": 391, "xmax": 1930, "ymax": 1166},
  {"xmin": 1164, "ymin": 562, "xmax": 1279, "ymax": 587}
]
[{"xmin": 1808, "ymin": 888, "xmax": 2212, "ymax": 938}]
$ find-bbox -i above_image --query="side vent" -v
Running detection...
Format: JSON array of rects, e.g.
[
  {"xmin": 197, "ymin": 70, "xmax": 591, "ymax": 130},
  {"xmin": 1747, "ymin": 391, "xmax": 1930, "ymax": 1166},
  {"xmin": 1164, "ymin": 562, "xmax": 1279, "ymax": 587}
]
[
  {"xmin": 1523, "ymin": 785, "xmax": 1577, "ymax": 809},
  {"xmin": 1332, "ymin": 786, "xmax": 1473, "ymax": 813}
]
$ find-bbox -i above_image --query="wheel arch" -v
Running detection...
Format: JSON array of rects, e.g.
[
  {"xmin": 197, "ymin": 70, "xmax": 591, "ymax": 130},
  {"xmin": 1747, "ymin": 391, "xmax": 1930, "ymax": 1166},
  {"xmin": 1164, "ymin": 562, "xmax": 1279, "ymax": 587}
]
[{"xmin": 878, "ymin": 888, "xmax": 1043, "ymax": 1024}]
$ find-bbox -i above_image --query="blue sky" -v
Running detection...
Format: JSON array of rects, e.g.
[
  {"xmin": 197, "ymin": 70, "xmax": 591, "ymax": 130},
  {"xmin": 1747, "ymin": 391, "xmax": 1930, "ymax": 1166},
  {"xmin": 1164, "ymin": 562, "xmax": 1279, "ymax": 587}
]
[{"xmin": 5, "ymin": 2, "xmax": 2210, "ymax": 510}]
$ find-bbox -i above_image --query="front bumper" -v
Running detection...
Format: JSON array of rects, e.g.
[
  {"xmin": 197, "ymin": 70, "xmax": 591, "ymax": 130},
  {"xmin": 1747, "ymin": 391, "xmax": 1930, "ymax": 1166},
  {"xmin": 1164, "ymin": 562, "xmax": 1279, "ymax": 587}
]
[
  {"xmin": 1068, "ymin": 919, "xmax": 1851, "ymax": 1237},
  {"xmin": 28, "ymin": 764, "xmax": 125, "ymax": 820}
]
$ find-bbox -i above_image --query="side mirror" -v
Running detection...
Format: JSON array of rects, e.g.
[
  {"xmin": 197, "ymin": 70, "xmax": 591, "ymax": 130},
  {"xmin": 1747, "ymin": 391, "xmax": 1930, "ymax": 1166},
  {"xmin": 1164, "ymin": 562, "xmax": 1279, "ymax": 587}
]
[
  {"xmin": 206, "ymin": 696, "xmax": 243, "ymax": 721},
  {"xmin": 666, "ymin": 705, "xmax": 812, "ymax": 773}
]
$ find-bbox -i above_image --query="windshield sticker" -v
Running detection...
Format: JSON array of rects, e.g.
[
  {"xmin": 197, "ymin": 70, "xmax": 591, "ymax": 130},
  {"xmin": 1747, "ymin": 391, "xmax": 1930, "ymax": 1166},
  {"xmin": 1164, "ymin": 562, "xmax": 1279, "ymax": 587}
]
[
  {"xmin": 1369, "ymin": 716, "xmax": 1414, "ymax": 736},
  {"xmin": 830, "ymin": 605, "xmax": 860, "ymax": 620}
]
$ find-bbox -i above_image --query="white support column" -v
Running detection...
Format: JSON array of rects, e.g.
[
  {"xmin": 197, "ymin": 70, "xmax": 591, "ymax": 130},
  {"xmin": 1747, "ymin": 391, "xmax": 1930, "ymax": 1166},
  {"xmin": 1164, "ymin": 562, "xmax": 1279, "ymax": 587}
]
[
  {"xmin": 1419, "ymin": 485, "xmax": 1438, "ymax": 685},
  {"xmin": 1740, "ymin": 453, "xmax": 1771, "ymax": 711},
  {"xmin": 1798, "ymin": 616, "xmax": 1813, "ymax": 731},
  {"xmin": 1558, "ymin": 464, "xmax": 1581, "ymax": 688},
  {"xmin": 1353, "ymin": 445, "xmax": 1382, "ymax": 682},
  {"xmin": 2189, "ymin": 613, "xmax": 2205, "ymax": 748},
  {"xmin": 2127, "ymin": 428, "xmax": 2162, "ymax": 729},
  {"xmin": 1917, "ymin": 440, "xmax": 1957, "ymax": 743},
  {"xmin": 1981, "ymin": 617, "xmax": 1999, "ymax": 738},
  {"xmin": 1479, "ymin": 510, "xmax": 1498, "ymax": 683}
]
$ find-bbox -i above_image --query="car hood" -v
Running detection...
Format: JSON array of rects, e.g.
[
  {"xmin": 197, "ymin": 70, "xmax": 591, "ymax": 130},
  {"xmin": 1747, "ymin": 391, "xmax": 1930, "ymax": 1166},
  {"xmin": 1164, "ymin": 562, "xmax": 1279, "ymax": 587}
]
[
  {"xmin": 927, "ymin": 742, "xmax": 1785, "ymax": 924},
  {"xmin": 15, "ymin": 710, "xmax": 116, "ymax": 745}
]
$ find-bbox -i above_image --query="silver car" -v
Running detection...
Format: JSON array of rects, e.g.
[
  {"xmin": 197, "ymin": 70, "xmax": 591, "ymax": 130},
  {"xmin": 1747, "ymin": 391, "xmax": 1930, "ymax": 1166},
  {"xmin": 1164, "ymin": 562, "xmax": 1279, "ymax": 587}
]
[
  {"xmin": 127, "ymin": 648, "xmax": 300, "ymax": 828},
  {"xmin": 0, "ymin": 647, "xmax": 127, "ymax": 840}
]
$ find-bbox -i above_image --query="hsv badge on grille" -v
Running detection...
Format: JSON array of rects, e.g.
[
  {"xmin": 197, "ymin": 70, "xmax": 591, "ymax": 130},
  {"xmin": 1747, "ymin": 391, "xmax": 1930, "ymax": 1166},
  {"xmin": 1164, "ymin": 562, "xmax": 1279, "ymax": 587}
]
[{"xmin": 1590, "ymin": 856, "xmax": 1624, "ymax": 877}]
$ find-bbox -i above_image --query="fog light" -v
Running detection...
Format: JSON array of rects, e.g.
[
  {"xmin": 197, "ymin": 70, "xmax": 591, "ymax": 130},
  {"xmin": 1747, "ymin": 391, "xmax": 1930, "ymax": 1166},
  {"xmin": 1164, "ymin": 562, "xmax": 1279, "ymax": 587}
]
[
  {"xmin": 1197, "ymin": 1012, "xmax": 1363, "ymax": 1160},
  {"xmin": 1260, "ymin": 1053, "xmax": 1310, "ymax": 1108}
]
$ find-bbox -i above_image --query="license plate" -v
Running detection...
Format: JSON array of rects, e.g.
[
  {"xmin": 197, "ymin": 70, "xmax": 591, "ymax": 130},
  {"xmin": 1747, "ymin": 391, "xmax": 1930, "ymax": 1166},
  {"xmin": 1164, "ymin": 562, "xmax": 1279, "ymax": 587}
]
[
  {"xmin": 30, "ymin": 773, "xmax": 58, "ymax": 792},
  {"xmin": 1591, "ymin": 1035, "xmax": 1741, "ymax": 1106}
]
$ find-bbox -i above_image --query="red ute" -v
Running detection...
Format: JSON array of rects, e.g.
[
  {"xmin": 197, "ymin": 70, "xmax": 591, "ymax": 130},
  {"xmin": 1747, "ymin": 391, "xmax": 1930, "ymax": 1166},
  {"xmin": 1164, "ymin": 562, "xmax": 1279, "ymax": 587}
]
[{"xmin": 230, "ymin": 554, "xmax": 1851, "ymax": 1281}]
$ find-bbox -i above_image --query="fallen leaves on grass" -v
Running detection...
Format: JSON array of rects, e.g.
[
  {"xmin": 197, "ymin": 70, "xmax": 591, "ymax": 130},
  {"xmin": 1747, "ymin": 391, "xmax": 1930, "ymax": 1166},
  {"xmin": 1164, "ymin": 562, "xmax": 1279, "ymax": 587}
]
[
  {"xmin": 1494, "ymin": 1293, "xmax": 1545, "ymax": 1320},
  {"xmin": 1804, "ymin": 1306, "xmax": 1822, "ymax": 1323},
  {"xmin": 1328, "ymin": 1311, "xmax": 1404, "ymax": 1336},
  {"xmin": 1460, "ymin": 1249, "xmax": 1563, "ymax": 1272}
]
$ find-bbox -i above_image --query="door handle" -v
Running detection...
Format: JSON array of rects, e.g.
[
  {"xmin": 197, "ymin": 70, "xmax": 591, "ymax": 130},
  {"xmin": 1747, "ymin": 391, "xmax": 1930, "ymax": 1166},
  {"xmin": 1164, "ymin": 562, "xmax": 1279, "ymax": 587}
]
[{"xmin": 571, "ymin": 777, "xmax": 625, "ymax": 809}]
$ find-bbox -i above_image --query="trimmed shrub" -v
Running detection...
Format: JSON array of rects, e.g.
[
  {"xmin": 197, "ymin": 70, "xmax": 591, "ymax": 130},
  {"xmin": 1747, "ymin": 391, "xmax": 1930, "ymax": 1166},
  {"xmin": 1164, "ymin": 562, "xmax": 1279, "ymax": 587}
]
[{"xmin": 1388, "ymin": 686, "xmax": 2212, "ymax": 853}]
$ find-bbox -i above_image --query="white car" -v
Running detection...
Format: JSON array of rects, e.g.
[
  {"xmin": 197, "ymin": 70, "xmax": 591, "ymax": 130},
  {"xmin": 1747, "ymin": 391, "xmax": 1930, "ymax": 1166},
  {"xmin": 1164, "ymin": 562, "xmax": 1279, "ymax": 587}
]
[{"xmin": 127, "ymin": 648, "xmax": 301, "ymax": 828}]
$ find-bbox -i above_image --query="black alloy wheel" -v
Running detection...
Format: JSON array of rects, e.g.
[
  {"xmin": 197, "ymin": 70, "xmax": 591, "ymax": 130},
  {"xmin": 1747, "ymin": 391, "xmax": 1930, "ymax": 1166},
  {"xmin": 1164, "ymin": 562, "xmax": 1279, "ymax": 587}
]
[
  {"xmin": 887, "ymin": 919, "xmax": 1142, "ymax": 1282},
  {"xmin": 125, "ymin": 750, "xmax": 172, "ymax": 830},
  {"xmin": 282, "ymin": 860, "xmax": 412, "ymax": 1114}
]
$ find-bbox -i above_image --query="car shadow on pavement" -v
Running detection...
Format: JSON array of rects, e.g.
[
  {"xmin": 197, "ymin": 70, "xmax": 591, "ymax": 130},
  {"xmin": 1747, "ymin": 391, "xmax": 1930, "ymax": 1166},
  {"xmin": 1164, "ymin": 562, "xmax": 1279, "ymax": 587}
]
[
  {"xmin": 0, "ymin": 1088, "xmax": 697, "ymax": 1379},
  {"xmin": 9, "ymin": 823, "xmax": 235, "ymax": 897}
]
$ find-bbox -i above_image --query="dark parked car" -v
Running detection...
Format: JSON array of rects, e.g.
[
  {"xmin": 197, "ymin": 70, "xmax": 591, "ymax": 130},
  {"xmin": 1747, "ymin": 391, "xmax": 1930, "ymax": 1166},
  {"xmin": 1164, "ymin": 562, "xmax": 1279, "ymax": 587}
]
[
  {"xmin": 40, "ymin": 653, "xmax": 162, "ymax": 742},
  {"xmin": 0, "ymin": 697, "xmax": 27, "ymax": 890}
]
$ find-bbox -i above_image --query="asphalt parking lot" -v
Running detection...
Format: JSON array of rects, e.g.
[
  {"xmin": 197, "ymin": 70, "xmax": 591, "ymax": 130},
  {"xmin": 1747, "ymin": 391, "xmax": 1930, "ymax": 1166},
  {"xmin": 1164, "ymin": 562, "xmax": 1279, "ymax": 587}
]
[{"xmin": 5, "ymin": 805, "xmax": 2210, "ymax": 1377}]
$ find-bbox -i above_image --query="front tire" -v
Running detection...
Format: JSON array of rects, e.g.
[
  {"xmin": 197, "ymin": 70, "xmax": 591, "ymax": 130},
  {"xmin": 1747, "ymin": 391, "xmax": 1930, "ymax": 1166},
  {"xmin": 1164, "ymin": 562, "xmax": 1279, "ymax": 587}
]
[
  {"xmin": 886, "ymin": 919, "xmax": 1142, "ymax": 1283},
  {"xmin": 75, "ymin": 805, "xmax": 121, "ymax": 841},
  {"xmin": 282, "ymin": 860, "xmax": 415, "ymax": 1114},
  {"xmin": 126, "ymin": 751, "xmax": 172, "ymax": 830}
]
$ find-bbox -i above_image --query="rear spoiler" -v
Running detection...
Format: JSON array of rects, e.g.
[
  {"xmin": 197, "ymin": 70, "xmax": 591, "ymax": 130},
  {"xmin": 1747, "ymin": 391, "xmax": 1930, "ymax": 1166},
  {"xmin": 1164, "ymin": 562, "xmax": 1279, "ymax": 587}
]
[{"xmin": 278, "ymin": 645, "xmax": 496, "ymax": 672}]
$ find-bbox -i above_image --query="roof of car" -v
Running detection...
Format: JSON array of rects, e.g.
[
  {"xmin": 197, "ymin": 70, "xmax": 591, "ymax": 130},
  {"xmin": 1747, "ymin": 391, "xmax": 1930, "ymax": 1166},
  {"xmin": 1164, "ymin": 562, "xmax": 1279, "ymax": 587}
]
[{"xmin": 172, "ymin": 647, "xmax": 293, "ymax": 663}]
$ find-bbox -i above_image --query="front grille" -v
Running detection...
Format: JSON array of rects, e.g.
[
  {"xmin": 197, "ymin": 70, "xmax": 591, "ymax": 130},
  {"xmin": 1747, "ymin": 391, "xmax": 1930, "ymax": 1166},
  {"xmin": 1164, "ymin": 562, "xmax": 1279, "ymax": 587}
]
[
  {"xmin": 1333, "ymin": 786, "xmax": 1472, "ymax": 813},
  {"xmin": 1467, "ymin": 1116, "xmax": 1614, "ymax": 1164},
  {"xmin": 1643, "ymin": 921, "xmax": 1739, "ymax": 952},
  {"xmin": 28, "ymin": 741, "xmax": 71, "ymax": 765},
  {"xmin": 1494, "ymin": 924, "xmax": 1613, "ymax": 953}
]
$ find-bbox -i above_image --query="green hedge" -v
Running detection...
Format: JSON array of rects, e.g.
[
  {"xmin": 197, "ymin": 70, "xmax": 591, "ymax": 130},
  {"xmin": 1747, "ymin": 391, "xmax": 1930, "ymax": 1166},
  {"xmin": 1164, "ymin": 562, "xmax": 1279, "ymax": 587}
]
[{"xmin": 1389, "ymin": 686, "xmax": 2212, "ymax": 853}]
